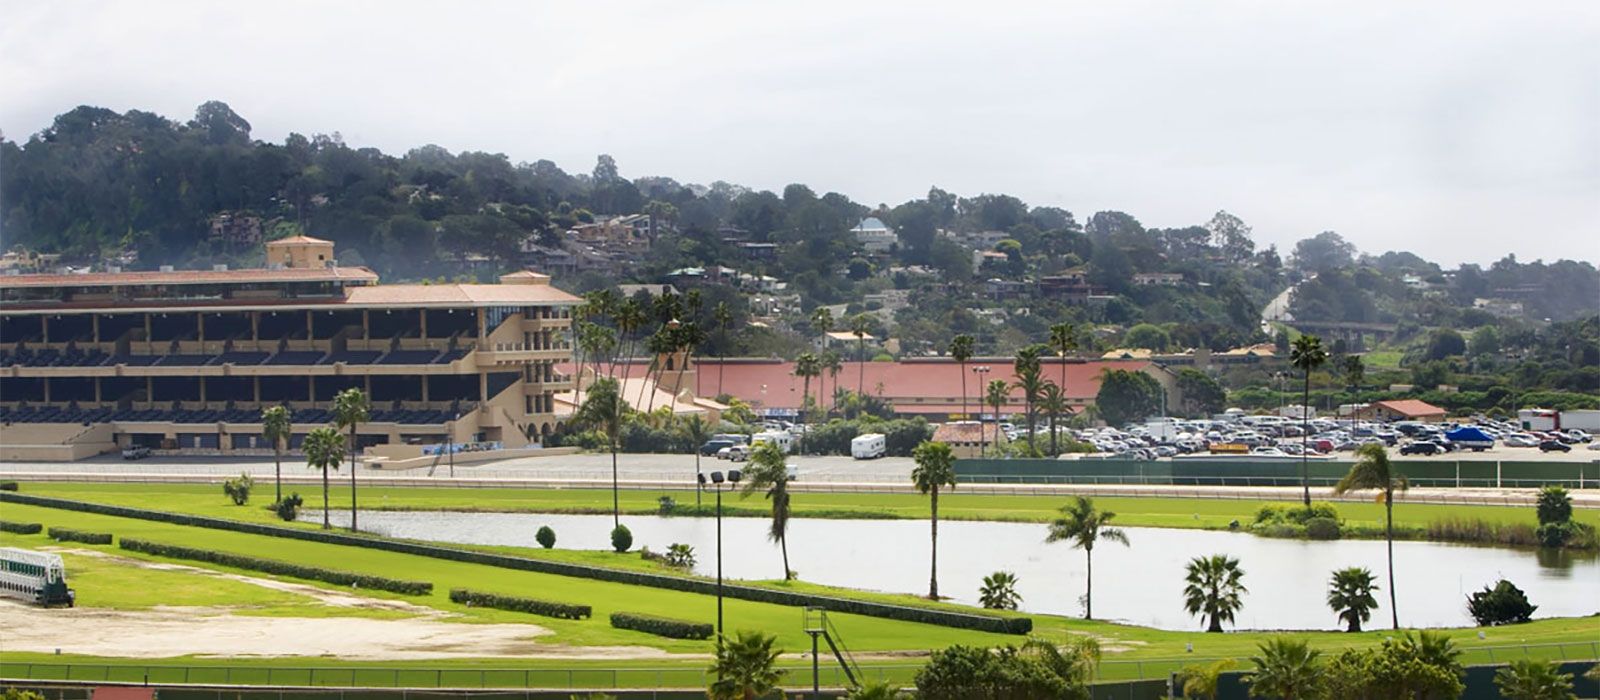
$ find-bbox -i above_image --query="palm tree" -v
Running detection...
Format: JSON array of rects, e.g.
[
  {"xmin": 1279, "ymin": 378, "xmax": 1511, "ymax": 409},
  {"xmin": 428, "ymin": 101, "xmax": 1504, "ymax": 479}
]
[
  {"xmin": 821, "ymin": 351, "xmax": 842, "ymax": 417},
  {"xmin": 575, "ymin": 377, "xmax": 628, "ymax": 528},
  {"xmin": 302, "ymin": 426, "xmax": 344, "ymax": 530},
  {"xmin": 1013, "ymin": 346, "xmax": 1046, "ymax": 455},
  {"xmin": 1045, "ymin": 496, "xmax": 1129, "ymax": 619},
  {"xmin": 707, "ymin": 630, "xmax": 785, "ymax": 700},
  {"xmin": 1021, "ymin": 636, "xmax": 1102, "ymax": 688},
  {"xmin": 672, "ymin": 320, "xmax": 706, "ymax": 399},
  {"xmin": 686, "ymin": 415, "xmax": 711, "ymax": 508},
  {"xmin": 910, "ymin": 440, "xmax": 957, "ymax": 599},
  {"xmin": 1049, "ymin": 322, "xmax": 1076, "ymax": 390},
  {"xmin": 614, "ymin": 297, "xmax": 646, "ymax": 380},
  {"xmin": 985, "ymin": 379, "xmax": 1010, "ymax": 457},
  {"xmin": 1245, "ymin": 637, "xmax": 1322, "ymax": 700},
  {"xmin": 793, "ymin": 352, "xmax": 821, "ymax": 427},
  {"xmin": 332, "ymin": 387, "xmax": 369, "ymax": 531},
  {"xmin": 1495, "ymin": 659, "xmax": 1577, "ymax": 700},
  {"xmin": 849, "ymin": 313, "xmax": 871, "ymax": 396},
  {"xmin": 1288, "ymin": 334, "xmax": 1328, "ymax": 506},
  {"xmin": 1039, "ymin": 382, "xmax": 1067, "ymax": 456},
  {"xmin": 713, "ymin": 301, "xmax": 733, "ymax": 396},
  {"xmin": 978, "ymin": 570, "xmax": 1023, "ymax": 610},
  {"xmin": 1183, "ymin": 554, "xmax": 1247, "ymax": 633},
  {"xmin": 1334, "ymin": 442, "xmax": 1408, "ymax": 630},
  {"xmin": 261, "ymin": 405, "xmax": 292, "ymax": 504},
  {"xmin": 1326, "ymin": 566, "xmax": 1379, "ymax": 632},
  {"xmin": 1342, "ymin": 354, "xmax": 1364, "ymax": 391},
  {"xmin": 845, "ymin": 680, "xmax": 908, "ymax": 700},
  {"xmin": 740, "ymin": 441, "xmax": 794, "ymax": 580},
  {"xmin": 948, "ymin": 334, "xmax": 975, "ymax": 422},
  {"xmin": 811, "ymin": 306, "xmax": 834, "ymax": 347}
]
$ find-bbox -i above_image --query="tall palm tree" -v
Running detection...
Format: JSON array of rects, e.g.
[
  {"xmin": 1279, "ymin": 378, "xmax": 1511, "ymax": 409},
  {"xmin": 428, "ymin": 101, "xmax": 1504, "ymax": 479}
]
[
  {"xmin": 614, "ymin": 297, "xmax": 646, "ymax": 380},
  {"xmin": 261, "ymin": 404, "xmax": 292, "ymax": 504},
  {"xmin": 948, "ymin": 334, "xmax": 975, "ymax": 422},
  {"xmin": 1012, "ymin": 345, "xmax": 1045, "ymax": 455},
  {"xmin": 1289, "ymin": 334, "xmax": 1328, "ymax": 506},
  {"xmin": 849, "ymin": 313, "xmax": 871, "ymax": 396},
  {"xmin": 740, "ymin": 441, "xmax": 794, "ymax": 580},
  {"xmin": 985, "ymin": 379, "xmax": 1010, "ymax": 457},
  {"xmin": 302, "ymin": 426, "xmax": 344, "ymax": 530},
  {"xmin": 686, "ymin": 415, "xmax": 711, "ymax": 508},
  {"xmin": 910, "ymin": 440, "xmax": 957, "ymax": 599},
  {"xmin": 793, "ymin": 352, "xmax": 821, "ymax": 427},
  {"xmin": 1326, "ymin": 566, "xmax": 1379, "ymax": 632},
  {"xmin": 332, "ymin": 387, "xmax": 369, "ymax": 531},
  {"xmin": 1183, "ymin": 554, "xmax": 1247, "ymax": 633},
  {"xmin": 811, "ymin": 306, "xmax": 834, "ymax": 348},
  {"xmin": 1334, "ymin": 442, "xmax": 1408, "ymax": 630},
  {"xmin": 1246, "ymin": 638, "xmax": 1322, "ymax": 700},
  {"xmin": 713, "ymin": 301, "xmax": 733, "ymax": 396},
  {"xmin": 575, "ymin": 377, "xmax": 628, "ymax": 528},
  {"xmin": 1045, "ymin": 496, "xmax": 1129, "ymax": 619},
  {"xmin": 707, "ymin": 630, "xmax": 785, "ymax": 700},
  {"xmin": 672, "ymin": 320, "xmax": 706, "ymax": 399},
  {"xmin": 1039, "ymin": 382, "xmax": 1067, "ymax": 455},
  {"xmin": 1049, "ymin": 322, "xmax": 1076, "ymax": 390},
  {"xmin": 821, "ymin": 351, "xmax": 842, "ymax": 416}
]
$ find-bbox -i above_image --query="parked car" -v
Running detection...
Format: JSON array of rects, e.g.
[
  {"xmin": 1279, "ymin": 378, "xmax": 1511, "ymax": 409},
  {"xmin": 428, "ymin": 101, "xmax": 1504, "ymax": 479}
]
[
  {"xmin": 1400, "ymin": 442, "xmax": 1442, "ymax": 456},
  {"xmin": 1539, "ymin": 440, "xmax": 1572, "ymax": 453},
  {"xmin": 715, "ymin": 446, "xmax": 735, "ymax": 460},
  {"xmin": 121, "ymin": 445, "xmax": 152, "ymax": 460},
  {"xmin": 726, "ymin": 445, "xmax": 751, "ymax": 462},
  {"xmin": 1503, "ymin": 434, "xmax": 1540, "ymax": 448},
  {"xmin": 700, "ymin": 440, "xmax": 735, "ymax": 456}
]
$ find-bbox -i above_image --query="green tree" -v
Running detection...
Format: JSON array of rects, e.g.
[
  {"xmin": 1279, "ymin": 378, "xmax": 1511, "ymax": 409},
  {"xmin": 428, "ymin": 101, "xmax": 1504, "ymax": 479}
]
[
  {"xmin": 949, "ymin": 334, "xmax": 975, "ymax": 421},
  {"xmin": 1470, "ymin": 325, "xmax": 1502, "ymax": 357},
  {"xmin": 1425, "ymin": 328, "xmax": 1467, "ymax": 361},
  {"xmin": 713, "ymin": 301, "xmax": 734, "ymax": 396},
  {"xmin": 1093, "ymin": 369, "xmax": 1161, "ymax": 427},
  {"xmin": 1124, "ymin": 323, "xmax": 1171, "ymax": 352},
  {"xmin": 1536, "ymin": 485, "xmax": 1573, "ymax": 525},
  {"xmin": 1495, "ymin": 660, "xmax": 1577, "ymax": 700},
  {"xmin": 850, "ymin": 313, "xmax": 872, "ymax": 396},
  {"xmin": 794, "ymin": 352, "xmax": 821, "ymax": 427},
  {"xmin": 911, "ymin": 440, "xmax": 957, "ymax": 599},
  {"xmin": 978, "ymin": 571, "xmax": 1022, "ymax": 611},
  {"xmin": 1045, "ymin": 496, "xmax": 1129, "ymax": 620},
  {"xmin": 1326, "ymin": 567, "xmax": 1379, "ymax": 632},
  {"xmin": 1289, "ymin": 334, "xmax": 1328, "ymax": 506},
  {"xmin": 1013, "ymin": 345, "xmax": 1046, "ymax": 453},
  {"xmin": 985, "ymin": 379, "xmax": 1011, "ymax": 457},
  {"xmin": 1245, "ymin": 637, "xmax": 1322, "ymax": 700},
  {"xmin": 1341, "ymin": 354, "xmax": 1364, "ymax": 390},
  {"xmin": 740, "ymin": 441, "xmax": 794, "ymax": 580},
  {"xmin": 261, "ymin": 404, "xmax": 292, "ymax": 504},
  {"xmin": 1334, "ymin": 442, "xmax": 1408, "ymax": 630},
  {"xmin": 914, "ymin": 644, "xmax": 1073, "ymax": 700},
  {"xmin": 1175, "ymin": 368, "xmax": 1226, "ymax": 417},
  {"xmin": 1048, "ymin": 322, "xmax": 1077, "ymax": 389},
  {"xmin": 707, "ymin": 630, "xmax": 785, "ymax": 700},
  {"xmin": 332, "ymin": 388, "xmax": 369, "ymax": 531},
  {"xmin": 302, "ymin": 426, "xmax": 344, "ymax": 530},
  {"xmin": 575, "ymin": 377, "xmax": 628, "ymax": 528},
  {"xmin": 1184, "ymin": 554, "xmax": 1246, "ymax": 633},
  {"xmin": 1039, "ymin": 382, "xmax": 1067, "ymax": 455}
]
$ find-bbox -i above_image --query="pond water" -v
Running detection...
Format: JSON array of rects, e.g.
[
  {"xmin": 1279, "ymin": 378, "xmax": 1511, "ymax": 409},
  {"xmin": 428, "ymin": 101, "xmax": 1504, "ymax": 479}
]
[{"xmin": 310, "ymin": 509, "xmax": 1599, "ymax": 631}]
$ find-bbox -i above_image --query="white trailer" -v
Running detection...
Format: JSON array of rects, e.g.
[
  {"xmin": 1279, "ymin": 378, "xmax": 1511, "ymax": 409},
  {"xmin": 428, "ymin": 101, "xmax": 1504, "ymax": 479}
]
[
  {"xmin": 1559, "ymin": 410, "xmax": 1600, "ymax": 432},
  {"xmin": 750, "ymin": 430, "xmax": 794, "ymax": 454},
  {"xmin": 851, "ymin": 433, "xmax": 887, "ymax": 459}
]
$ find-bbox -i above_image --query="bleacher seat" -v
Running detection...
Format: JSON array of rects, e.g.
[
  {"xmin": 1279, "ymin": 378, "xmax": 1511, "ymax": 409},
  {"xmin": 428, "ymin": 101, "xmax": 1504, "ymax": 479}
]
[
  {"xmin": 265, "ymin": 351, "xmax": 326, "ymax": 365},
  {"xmin": 214, "ymin": 351, "xmax": 269, "ymax": 365},
  {"xmin": 320, "ymin": 350, "xmax": 382, "ymax": 365},
  {"xmin": 155, "ymin": 355, "xmax": 215, "ymax": 366},
  {"xmin": 433, "ymin": 348, "xmax": 468, "ymax": 364},
  {"xmin": 378, "ymin": 349, "xmax": 440, "ymax": 365}
]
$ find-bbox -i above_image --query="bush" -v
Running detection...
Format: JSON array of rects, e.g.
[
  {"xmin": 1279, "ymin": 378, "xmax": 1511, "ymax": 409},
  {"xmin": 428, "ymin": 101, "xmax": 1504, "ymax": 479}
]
[
  {"xmin": 1, "ymin": 491, "xmax": 1030, "ymax": 634},
  {"xmin": 1305, "ymin": 517, "xmax": 1341, "ymax": 540},
  {"xmin": 275, "ymin": 493, "xmax": 303, "ymax": 522},
  {"xmin": 609, "ymin": 611, "xmax": 712, "ymax": 640},
  {"xmin": 0, "ymin": 482, "xmax": 18, "ymax": 491},
  {"xmin": 48, "ymin": 527, "xmax": 112, "ymax": 545},
  {"xmin": 657, "ymin": 496, "xmax": 676, "ymax": 515},
  {"xmin": 1467, "ymin": 579, "xmax": 1537, "ymax": 626},
  {"xmin": 1536, "ymin": 485, "xmax": 1572, "ymax": 526},
  {"xmin": 536, "ymin": 525, "xmax": 556, "ymax": 549},
  {"xmin": 664, "ymin": 543, "xmax": 696, "ymax": 569},
  {"xmin": 223, "ymin": 473, "xmax": 254, "ymax": 505},
  {"xmin": 0, "ymin": 521, "xmax": 43, "ymax": 534},
  {"xmin": 611, "ymin": 524, "xmax": 633, "ymax": 553},
  {"xmin": 119, "ymin": 538, "xmax": 432, "ymax": 595},
  {"xmin": 1255, "ymin": 502, "xmax": 1339, "ymax": 526},
  {"xmin": 448, "ymin": 588, "xmax": 590, "ymax": 619}
]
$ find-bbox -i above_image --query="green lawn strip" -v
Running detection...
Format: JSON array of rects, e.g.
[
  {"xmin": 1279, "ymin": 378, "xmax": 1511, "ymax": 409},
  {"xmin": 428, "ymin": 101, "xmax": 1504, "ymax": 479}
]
[{"xmin": 24, "ymin": 482, "xmax": 1592, "ymax": 535}]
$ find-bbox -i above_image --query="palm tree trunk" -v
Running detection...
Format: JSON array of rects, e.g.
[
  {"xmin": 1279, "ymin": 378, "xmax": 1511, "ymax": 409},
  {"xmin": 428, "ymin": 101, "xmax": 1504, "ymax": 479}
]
[
  {"xmin": 857, "ymin": 339, "xmax": 865, "ymax": 397},
  {"xmin": 781, "ymin": 534, "xmax": 791, "ymax": 581},
  {"xmin": 1085, "ymin": 548, "xmax": 1093, "ymax": 619},
  {"xmin": 274, "ymin": 449, "xmax": 282, "ymax": 504},
  {"xmin": 321, "ymin": 465, "xmax": 330, "ymax": 530},
  {"xmin": 348, "ymin": 426, "xmax": 358, "ymax": 531},
  {"xmin": 1301, "ymin": 374, "xmax": 1312, "ymax": 506},
  {"xmin": 959, "ymin": 361, "xmax": 968, "ymax": 423},
  {"xmin": 611, "ymin": 443, "xmax": 620, "ymax": 529},
  {"xmin": 1050, "ymin": 407, "xmax": 1059, "ymax": 455},
  {"xmin": 929, "ymin": 489, "xmax": 940, "ymax": 599},
  {"xmin": 1386, "ymin": 493, "xmax": 1398, "ymax": 629}
]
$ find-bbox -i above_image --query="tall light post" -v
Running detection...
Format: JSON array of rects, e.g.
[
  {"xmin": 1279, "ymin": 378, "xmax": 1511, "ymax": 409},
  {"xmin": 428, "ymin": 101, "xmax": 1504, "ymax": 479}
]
[
  {"xmin": 972, "ymin": 365, "xmax": 991, "ymax": 456},
  {"xmin": 699, "ymin": 468, "xmax": 741, "ymax": 638}
]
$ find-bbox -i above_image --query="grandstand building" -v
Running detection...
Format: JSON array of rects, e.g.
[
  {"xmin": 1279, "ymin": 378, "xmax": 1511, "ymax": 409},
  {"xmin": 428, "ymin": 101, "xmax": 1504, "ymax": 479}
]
[{"xmin": 0, "ymin": 236, "xmax": 578, "ymax": 461}]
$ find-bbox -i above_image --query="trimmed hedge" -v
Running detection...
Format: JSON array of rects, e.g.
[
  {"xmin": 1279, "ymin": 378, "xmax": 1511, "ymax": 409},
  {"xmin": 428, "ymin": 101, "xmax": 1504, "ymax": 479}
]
[
  {"xmin": 0, "ymin": 521, "xmax": 43, "ymax": 534},
  {"xmin": 119, "ymin": 538, "xmax": 432, "ymax": 596},
  {"xmin": 0, "ymin": 492, "xmax": 1031, "ymax": 634},
  {"xmin": 449, "ymin": 588, "xmax": 591, "ymax": 620},
  {"xmin": 48, "ymin": 527, "xmax": 112, "ymax": 545},
  {"xmin": 0, "ymin": 482, "xmax": 18, "ymax": 491},
  {"xmin": 609, "ymin": 611, "xmax": 712, "ymax": 640}
]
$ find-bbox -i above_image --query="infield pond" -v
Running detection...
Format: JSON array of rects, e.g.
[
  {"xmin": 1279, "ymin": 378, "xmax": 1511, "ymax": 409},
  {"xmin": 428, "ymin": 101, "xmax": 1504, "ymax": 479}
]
[{"xmin": 309, "ymin": 510, "xmax": 1599, "ymax": 631}]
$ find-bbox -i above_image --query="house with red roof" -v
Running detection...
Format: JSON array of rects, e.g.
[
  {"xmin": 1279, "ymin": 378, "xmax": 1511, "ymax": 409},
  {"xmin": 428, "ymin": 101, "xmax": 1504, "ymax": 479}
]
[{"xmin": 1362, "ymin": 399, "xmax": 1448, "ymax": 423}]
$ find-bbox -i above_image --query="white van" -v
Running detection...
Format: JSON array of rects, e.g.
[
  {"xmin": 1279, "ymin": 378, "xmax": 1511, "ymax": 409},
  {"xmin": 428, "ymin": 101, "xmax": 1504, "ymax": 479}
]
[
  {"xmin": 851, "ymin": 433, "xmax": 887, "ymax": 459},
  {"xmin": 750, "ymin": 430, "xmax": 794, "ymax": 454}
]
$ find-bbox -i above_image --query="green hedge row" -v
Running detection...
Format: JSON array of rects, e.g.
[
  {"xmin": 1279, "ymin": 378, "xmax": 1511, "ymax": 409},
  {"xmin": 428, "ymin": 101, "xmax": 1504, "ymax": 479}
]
[
  {"xmin": 0, "ymin": 521, "xmax": 43, "ymax": 534},
  {"xmin": 0, "ymin": 482, "xmax": 18, "ymax": 491},
  {"xmin": 0, "ymin": 492, "xmax": 1031, "ymax": 635},
  {"xmin": 47, "ymin": 527, "xmax": 112, "ymax": 545},
  {"xmin": 448, "ymin": 588, "xmax": 591, "ymax": 620},
  {"xmin": 119, "ymin": 538, "xmax": 433, "ymax": 596},
  {"xmin": 609, "ymin": 611, "xmax": 712, "ymax": 640}
]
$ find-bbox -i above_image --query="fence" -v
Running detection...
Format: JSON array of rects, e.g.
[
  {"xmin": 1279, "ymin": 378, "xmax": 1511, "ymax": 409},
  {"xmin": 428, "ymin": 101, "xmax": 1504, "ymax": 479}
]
[{"xmin": 955, "ymin": 457, "xmax": 1600, "ymax": 489}]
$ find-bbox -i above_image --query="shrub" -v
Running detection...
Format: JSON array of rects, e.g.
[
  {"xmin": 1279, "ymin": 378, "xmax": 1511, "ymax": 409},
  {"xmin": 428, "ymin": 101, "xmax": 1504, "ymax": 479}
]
[
  {"xmin": 274, "ymin": 493, "xmax": 303, "ymax": 522},
  {"xmin": 611, "ymin": 524, "xmax": 633, "ymax": 553},
  {"xmin": 664, "ymin": 543, "xmax": 696, "ymax": 569},
  {"xmin": 609, "ymin": 611, "xmax": 712, "ymax": 640},
  {"xmin": 448, "ymin": 588, "xmax": 590, "ymax": 619},
  {"xmin": 1467, "ymin": 579, "xmax": 1537, "ymax": 626},
  {"xmin": 536, "ymin": 525, "xmax": 557, "ymax": 549},
  {"xmin": 0, "ymin": 482, "xmax": 18, "ymax": 491},
  {"xmin": 119, "ymin": 538, "xmax": 432, "ymax": 595},
  {"xmin": 47, "ymin": 527, "xmax": 112, "ymax": 545},
  {"xmin": 223, "ymin": 473, "xmax": 254, "ymax": 505},
  {"xmin": 657, "ymin": 496, "xmax": 676, "ymax": 515},
  {"xmin": 915, "ymin": 644, "xmax": 1073, "ymax": 699},
  {"xmin": 0, "ymin": 521, "xmax": 43, "ymax": 534},
  {"xmin": 1536, "ymin": 485, "xmax": 1572, "ymax": 526},
  {"xmin": 1255, "ymin": 502, "xmax": 1339, "ymax": 526},
  {"xmin": 1305, "ymin": 517, "xmax": 1341, "ymax": 540}
]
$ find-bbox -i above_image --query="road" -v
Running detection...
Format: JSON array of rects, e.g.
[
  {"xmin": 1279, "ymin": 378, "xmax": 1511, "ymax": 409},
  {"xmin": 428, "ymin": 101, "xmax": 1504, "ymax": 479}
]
[{"xmin": 1261, "ymin": 283, "xmax": 1295, "ymax": 334}]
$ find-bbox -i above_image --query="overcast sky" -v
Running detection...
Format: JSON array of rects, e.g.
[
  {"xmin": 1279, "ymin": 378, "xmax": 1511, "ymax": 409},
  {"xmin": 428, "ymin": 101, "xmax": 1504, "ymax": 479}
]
[{"xmin": 3, "ymin": 1, "xmax": 1597, "ymax": 267}]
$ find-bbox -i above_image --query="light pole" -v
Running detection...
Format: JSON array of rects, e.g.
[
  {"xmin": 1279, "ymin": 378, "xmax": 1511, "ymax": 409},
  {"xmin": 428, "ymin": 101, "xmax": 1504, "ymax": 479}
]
[
  {"xmin": 972, "ymin": 365, "xmax": 991, "ymax": 456},
  {"xmin": 699, "ymin": 468, "xmax": 741, "ymax": 638}
]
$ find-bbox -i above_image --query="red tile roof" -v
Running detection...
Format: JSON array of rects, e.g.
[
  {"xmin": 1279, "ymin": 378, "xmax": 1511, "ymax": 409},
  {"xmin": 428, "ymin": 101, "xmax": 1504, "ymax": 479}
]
[{"xmin": 1373, "ymin": 399, "xmax": 1447, "ymax": 418}]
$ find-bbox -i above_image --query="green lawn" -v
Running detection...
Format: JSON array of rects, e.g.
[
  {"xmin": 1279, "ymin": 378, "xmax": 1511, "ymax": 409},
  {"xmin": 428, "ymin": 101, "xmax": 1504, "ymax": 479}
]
[{"xmin": 22, "ymin": 481, "xmax": 1594, "ymax": 535}]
